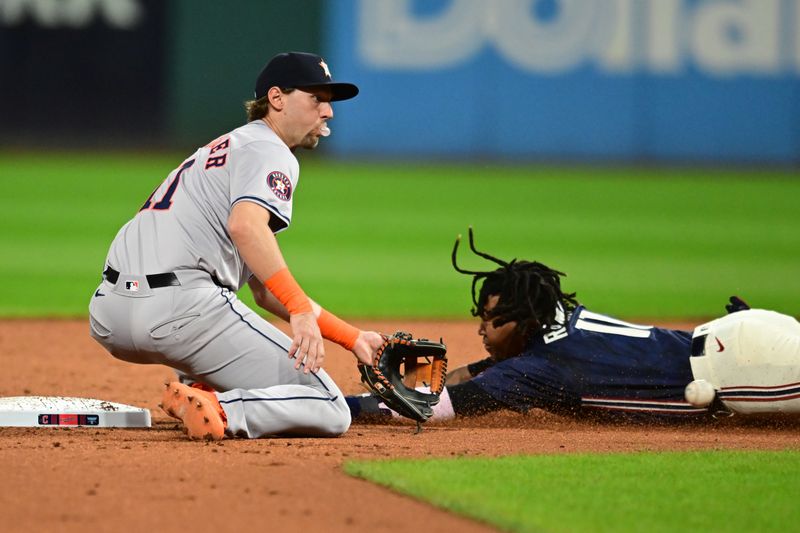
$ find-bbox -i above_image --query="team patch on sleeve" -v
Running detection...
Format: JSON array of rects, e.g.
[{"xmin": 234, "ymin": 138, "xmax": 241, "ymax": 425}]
[{"xmin": 267, "ymin": 171, "xmax": 292, "ymax": 201}]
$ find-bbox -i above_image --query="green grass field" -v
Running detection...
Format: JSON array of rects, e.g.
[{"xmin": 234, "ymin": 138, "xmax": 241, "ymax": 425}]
[
  {"xmin": 346, "ymin": 450, "xmax": 800, "ymax": 533},
  {"xmin": 0, "ymin": 151, "xmax": 798, "ymax": 318}
]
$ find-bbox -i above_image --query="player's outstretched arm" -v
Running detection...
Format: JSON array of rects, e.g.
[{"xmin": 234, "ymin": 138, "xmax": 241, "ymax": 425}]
[
  {"xmin": 247, "ymin": 273, "xmax": 381, "ymax": 366},
  {"xmin": 446, "ymin": 366, "xmax": 473, "ymax": 385},
  {"xmin": 446, "ymin": 356, "xmax": 496, "ymax": 385},
  {"xmin": 229, "ymin": 201, "xmax": 324, "ymax": 373},
  {"xmin": 248, "ymin": 278, "xmax": 380, "ymax": 365}
]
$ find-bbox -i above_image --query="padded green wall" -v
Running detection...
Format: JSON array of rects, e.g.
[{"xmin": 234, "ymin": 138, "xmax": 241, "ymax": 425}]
[{"xmin": 166, "ymin": 1, "xmax": 322, "ymax": 146}]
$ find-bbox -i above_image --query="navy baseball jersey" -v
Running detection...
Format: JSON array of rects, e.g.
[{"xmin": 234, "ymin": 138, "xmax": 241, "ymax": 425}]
[{"xmin": 471, "ymin": 306, "xmax": 704, "ymax": 416}]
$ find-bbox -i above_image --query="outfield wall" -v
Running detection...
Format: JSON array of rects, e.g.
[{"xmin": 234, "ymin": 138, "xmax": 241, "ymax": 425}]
[
  {"xmin": 325, "ymin": 0, "xmax": 800, "ymax": 163},
  {"xmin": 0, "ymin": 0, "xmax": 322, "ymax": 148},
  {"xmin": 1, "ymin": 0, "xmax": 798, "ymax": 163}
]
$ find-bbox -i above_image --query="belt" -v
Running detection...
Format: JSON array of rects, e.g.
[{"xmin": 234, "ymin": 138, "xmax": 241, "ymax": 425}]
[{"xmin": 103, "ymin": 267, "xmax": 180, "ymax": 288}]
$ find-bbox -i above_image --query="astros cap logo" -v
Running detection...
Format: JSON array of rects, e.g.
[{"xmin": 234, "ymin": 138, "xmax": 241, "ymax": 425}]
[{"xmin": 319, "ymin": 60, "xmax": 331, "ymax": 79}]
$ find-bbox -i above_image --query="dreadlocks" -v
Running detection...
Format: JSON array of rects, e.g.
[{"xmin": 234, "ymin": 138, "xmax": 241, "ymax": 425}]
[{"xmin": 451, "ymin": 228, "xmax": 579, "ymax": 337}]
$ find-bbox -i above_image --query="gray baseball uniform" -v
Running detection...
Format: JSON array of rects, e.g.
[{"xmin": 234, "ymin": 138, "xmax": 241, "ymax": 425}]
[{"xmin": 89, "ymin": 120, "xmax": 350, "ymax": 438}]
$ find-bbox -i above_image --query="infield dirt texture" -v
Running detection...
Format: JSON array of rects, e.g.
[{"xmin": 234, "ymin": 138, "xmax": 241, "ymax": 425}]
[
  {"xmin": 3, "ymin": 318, "xmax": 800, "ymax": 533},
  {"xmin": 1, "ymin": 155, "xmax": 799, "ymax": 531}
]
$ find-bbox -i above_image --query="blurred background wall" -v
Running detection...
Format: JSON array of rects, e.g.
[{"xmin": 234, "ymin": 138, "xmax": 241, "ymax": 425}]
[
  {"xmin": 1, "ymin": 0, "xmax": 798, "ymax": 163},
  {"xmin": 0, "ymin": 0, "xmax": 322, "ymax": 148}
]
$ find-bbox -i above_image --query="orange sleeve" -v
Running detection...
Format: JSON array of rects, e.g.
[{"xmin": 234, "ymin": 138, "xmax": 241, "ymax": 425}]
[
  {"xmin": 318, "ymin": 309, "xmax": 359, "ymax": 351},
  {"xmin": 264, "ymin": 268, "xmax": 312, "ymax": 315}
]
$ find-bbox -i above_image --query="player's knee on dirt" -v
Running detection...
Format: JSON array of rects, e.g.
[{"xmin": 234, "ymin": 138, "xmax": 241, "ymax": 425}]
[
  {"xmin": 329, "ymin": 417, "xmax": 350, "ymax": 436},
  {"xmin": 320, "ymin": 397, "xmax": 352, "ymax": 436}
]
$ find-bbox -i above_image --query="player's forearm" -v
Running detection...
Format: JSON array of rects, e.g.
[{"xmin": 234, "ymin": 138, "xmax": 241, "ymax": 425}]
[
  {"xmin": 447, "ymin": 381, "xmax": 505, "ymax": 417},
  {"xmin": 229, "ymin": 202, "xmax": 360, "ymax": 351},
  {"xmin": 247, "ymin": 278, "xmax": 322, "ymax": 322},
  {"xmin": 445, "ymin": 365, "xmax": 472, "ymax": 385},
  {"xmin": 230, "ymin": 202, "xmax": 315, "ymax": 321},
  {"xmin": 248, "ymin": 277, "xmax": 289, "ymax": 320},
  {"xmin": 446, "ymin": 357, "xmax": 495, "ymax": 385},
  {"xmin": 252, "ymin": 278, "xmax": 360, "ymax": 350},
  {"xmin": 228, "ymin": 202, "xmax": 288, "ymax": 283}
]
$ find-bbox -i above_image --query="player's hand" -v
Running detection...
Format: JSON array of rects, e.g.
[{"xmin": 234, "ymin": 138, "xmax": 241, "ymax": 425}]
[
  {"xmin": 351, "ymin": 330, "xmax": 385, "ymax": 366},
  {"xmin": 288, "ymin": 312, "xmax": 325, "ymax": 373}
]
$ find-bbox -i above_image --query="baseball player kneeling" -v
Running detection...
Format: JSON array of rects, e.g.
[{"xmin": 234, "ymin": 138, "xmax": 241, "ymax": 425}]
[
  {"xmin": 347, "ymin": 229, "xmax": 800, "ymax": 423},
  {"xmin": 89, "ymin": 52, "xmax": 385, "ymax": 440}
]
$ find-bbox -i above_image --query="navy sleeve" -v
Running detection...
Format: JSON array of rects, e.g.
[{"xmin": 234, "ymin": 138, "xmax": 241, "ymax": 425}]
[
  {"xmin": 447, "ymin": 380, "xmax": 505, "ymax": 416},
  {"xmin": 467, "ymin": 357, "xmax": 495, "ymax": 377},
  {"xmin": 470, "ymin": 355, "xmax": 581, "ymax": 413}
]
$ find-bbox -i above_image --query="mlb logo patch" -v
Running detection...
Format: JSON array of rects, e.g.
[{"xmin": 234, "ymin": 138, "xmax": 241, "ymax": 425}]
[{"xmin": 125, "ymin": 280, "xmax": 139, "ymax": 292}]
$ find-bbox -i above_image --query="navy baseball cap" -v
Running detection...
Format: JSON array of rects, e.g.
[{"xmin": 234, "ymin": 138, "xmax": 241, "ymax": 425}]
[{"xmin": 254, "ymin": 52, "xmax": 359, "ymax": 102}]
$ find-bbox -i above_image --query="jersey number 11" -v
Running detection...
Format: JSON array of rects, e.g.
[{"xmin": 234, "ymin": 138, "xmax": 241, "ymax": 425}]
[{"xmin": 140, "ymin": 159, "xmax": 196, "ymax": 212}]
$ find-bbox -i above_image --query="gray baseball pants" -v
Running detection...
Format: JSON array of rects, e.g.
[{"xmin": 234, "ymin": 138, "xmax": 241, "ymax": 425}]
[{"xmin": 88, "ymin": 269, "xmax": 350, "ymax": 438}]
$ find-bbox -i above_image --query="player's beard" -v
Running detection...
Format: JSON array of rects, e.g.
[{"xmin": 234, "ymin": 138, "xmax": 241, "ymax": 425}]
[{"xmin": 298, "ymin": 133, "xmax": 320, "ymax": 150}]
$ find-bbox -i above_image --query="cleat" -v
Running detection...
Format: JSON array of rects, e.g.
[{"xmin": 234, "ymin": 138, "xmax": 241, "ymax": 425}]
[
  {"xmin": 161, "ymin": 384, "xmax": 193, "ymax": 420},
  {"xmin": 190, "ymin": 382, "xmax": 217, "ymax": 393},
  {"xmin": 159, "ymin": 381, "xmax": 226, "ymax": 441}
]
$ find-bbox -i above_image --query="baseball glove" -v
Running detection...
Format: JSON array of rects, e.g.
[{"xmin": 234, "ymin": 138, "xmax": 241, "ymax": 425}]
[{"xmin": 358, "ymin": 332, "xmax": 448, "ymax": 423}]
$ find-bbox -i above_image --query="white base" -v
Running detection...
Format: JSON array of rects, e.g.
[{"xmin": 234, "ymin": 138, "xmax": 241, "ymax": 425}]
[{"xmin": 0, "ymin": 396, "xmax": 151, "ymax": 428}]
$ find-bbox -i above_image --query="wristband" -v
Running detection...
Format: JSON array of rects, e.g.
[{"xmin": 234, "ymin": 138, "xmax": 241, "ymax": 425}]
[
  {"xmin": 264, "ymin": 268, "xmax": 312, "ymax": 315},
  {"xmin": 318, "ymin": 309, "xmax": 359, "ymax": 351},
  {"xmin": 467, "ymin": 357, "xmax": 495, "ymax": 377}
]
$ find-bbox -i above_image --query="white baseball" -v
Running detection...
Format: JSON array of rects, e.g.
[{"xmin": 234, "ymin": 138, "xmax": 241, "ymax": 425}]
[{"xmin": 684, "ymin": 379, "xmax": 716, "ymax": 407}]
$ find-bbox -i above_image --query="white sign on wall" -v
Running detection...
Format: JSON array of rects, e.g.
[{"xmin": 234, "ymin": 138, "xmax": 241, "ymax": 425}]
[
  {"xmin": 0, "ymin": 0, "xmax": 143, "ymax": 29},
  {"xmin": 360, "ymin": 0, "xmax": 798, "ymax": 76}
]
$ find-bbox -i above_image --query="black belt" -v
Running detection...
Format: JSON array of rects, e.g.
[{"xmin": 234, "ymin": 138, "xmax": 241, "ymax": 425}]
[{"xmin": 103, "ymin": 267, "xmax": 180, "ymax": 288}]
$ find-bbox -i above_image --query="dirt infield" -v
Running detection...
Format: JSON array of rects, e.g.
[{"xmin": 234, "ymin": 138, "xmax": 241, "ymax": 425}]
[{"xmin": 2, "ymin": 319, "xmax": 800, "ymax": 533}]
